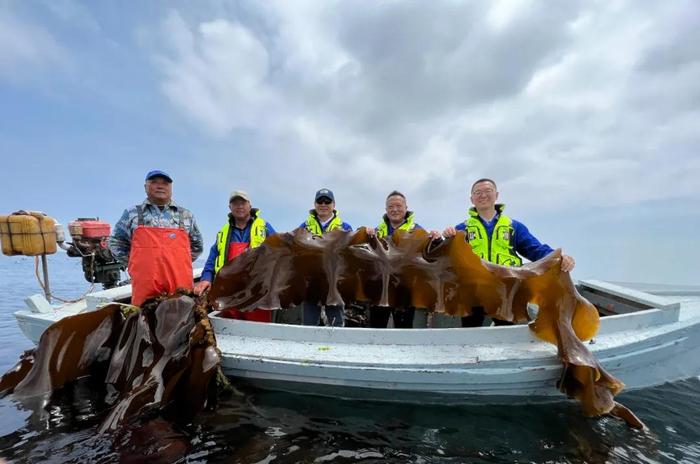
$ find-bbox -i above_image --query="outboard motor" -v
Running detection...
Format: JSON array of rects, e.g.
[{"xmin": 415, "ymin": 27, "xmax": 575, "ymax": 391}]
[{"xmin": 58, "ymin": 218, "xmax": 124, "ymax": 289}]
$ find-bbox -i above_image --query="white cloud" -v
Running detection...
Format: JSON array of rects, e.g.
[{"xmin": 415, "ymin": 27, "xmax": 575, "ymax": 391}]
[
  {"xmin": 0, "ymin": 7, "xmax": 68, "ymax": 81},
  {"xmin": 0, "ymin": 0, "xmax": 697, "ymax": 285},
  {"xmin": 154, "ymin": 11, "xmax": 273, "ymax": 136},
  {"xmin": 147, "ymin": 0, "xmax": 699, "ymax": 228}
]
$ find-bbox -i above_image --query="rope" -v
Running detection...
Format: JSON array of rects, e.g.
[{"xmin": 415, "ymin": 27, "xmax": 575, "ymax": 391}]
[
  {"xmin": 38, "ymin": 215, "xmax": 47, "ymax": 256},
  {"xmin": 34, "ymin": 256, "xmax": 96, "ymax": 305},
  {"xmin": 2, "ymin": 214, "xmax": 14, "ymax": 255}
]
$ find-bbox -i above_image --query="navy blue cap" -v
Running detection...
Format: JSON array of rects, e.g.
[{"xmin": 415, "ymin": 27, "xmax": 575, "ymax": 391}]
[
  {"xmin": 314, "ymin": 188, "xmax": 334, "ymax": 202},
  {"xmin": 145, "ymin": 170, "xmax": 173, "ymax": 183}
]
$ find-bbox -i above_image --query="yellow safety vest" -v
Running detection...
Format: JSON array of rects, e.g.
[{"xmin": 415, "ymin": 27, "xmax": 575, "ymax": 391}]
[
  {"xmin": 465, "ymin": 205, "xmax": 522, "ymax": 267},
  {"xmin": 377, "ymin": 212, "xmax": 416, "ymax": 238},
  {"xmin": 214, "ymin": 211, "xmax": 268, "ymax": 274},
  {"xmin": 305, "ymin": 211, "xmax": 344, "ymax": 236}
]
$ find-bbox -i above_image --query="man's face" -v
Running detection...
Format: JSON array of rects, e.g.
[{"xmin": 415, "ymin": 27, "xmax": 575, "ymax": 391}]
[
  {"xmin": 470, "ymin": 181, "xmax": 498, "ymax": 209},
  {"xmin": 385, "ymin": 195, "xmax": 407, "ymax": 223},
  {"xmin": 314, "ymin": 197, "xmax": 334, "ymax": 217},
  {"xmin": 229, "ymin": 198, "xmax": 252, "ymax": 221},
  {"xmin": 145, "ymin": 177, "xmax": 172, "ymax": 205}
]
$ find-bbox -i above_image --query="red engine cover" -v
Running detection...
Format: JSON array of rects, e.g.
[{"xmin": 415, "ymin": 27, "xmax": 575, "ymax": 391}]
[{"xmin": 69, "ymin": 220, "xmax": 111, "ymax": 239}]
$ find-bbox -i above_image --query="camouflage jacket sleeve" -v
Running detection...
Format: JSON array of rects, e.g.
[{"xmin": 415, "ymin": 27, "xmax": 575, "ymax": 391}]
[
  {"xmin": 109, "ymin": 208, "xmax": 135, "ymax": 267},
  {"xmin": 181, "ymin": 208, "xmax": 204, "ymax": 262}
]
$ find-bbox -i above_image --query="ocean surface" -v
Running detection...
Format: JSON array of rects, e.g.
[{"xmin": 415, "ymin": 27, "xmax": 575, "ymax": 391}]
[{"xmin": 1, "ymin": 255, "xmax": 699, "ymax": 463}]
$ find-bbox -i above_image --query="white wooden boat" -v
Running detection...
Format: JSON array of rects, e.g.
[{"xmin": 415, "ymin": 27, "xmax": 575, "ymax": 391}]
[{"xmin": 13, "ymin": 275, "xmax": 700, "ymax": 403}]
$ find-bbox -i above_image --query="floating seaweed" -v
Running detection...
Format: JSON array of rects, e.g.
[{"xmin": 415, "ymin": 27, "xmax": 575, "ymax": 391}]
[{"xmin": 0, "ymin": 292, "xmax": 228, "ymax": 461}]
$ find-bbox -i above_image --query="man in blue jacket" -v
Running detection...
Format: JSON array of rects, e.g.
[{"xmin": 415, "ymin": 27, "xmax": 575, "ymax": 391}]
[
  {"xmin": 443, "ymin": 178, "xmax": 575, "ymax": 327},
  {"xmin": 299, "ymin": 188, "xmax": 352, "ymax": 326}
]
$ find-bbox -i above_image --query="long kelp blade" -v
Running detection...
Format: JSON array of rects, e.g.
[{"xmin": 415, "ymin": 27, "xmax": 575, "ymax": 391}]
[{"xmin": 208, "ymin": 229, "xmax": 642, "ymax": 427}]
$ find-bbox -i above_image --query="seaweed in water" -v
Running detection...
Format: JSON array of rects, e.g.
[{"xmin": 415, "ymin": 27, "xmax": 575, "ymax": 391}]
[{"xmin": 0, "ymin": 292, "xmax": 229, "ymax": 461}]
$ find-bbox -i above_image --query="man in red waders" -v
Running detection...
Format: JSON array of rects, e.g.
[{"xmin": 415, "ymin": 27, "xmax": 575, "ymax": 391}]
[
  {"xmin": 109, "ymin": 170, "xmax": 203, "ymax": 306},
  {"xmin": 194, "ymin": 190, "xmax": 275, "ymax": 322}
]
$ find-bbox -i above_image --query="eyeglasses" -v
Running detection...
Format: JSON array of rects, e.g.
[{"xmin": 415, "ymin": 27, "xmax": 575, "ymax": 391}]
[
  {"xmin": 316, "ymin": 198, "xmax": 333, "ymax": 205},
  {"xmin": 472, "ymin": 189, "xmax": 495, "ymax": 197}
]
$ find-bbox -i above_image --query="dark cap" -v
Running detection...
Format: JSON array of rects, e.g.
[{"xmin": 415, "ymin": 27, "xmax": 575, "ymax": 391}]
[
  {"xmin": 145, "ymin": 170, "xmax": 173, "ymax": 183},
  {"xmin": 314, "ymin": 188, "xmax": 335, "ymax": 202}
]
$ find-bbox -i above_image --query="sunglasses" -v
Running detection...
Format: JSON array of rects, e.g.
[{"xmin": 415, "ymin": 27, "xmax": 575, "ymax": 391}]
[{"xmin": 316, "ymin": 198, "xmax": 333, "ymax": 205}]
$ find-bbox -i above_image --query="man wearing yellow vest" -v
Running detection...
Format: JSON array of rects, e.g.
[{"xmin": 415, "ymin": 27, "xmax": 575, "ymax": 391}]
[
  {"xmin": 194, "ymin": 190, "xmax": 275, "ymax": 322},
  {"xmin": 443, "ymin": 178, "xmax": 575, "ymax": 327},
  {"xmin": 366, "ymin": 190, "xmax": 440, "ymax": 328},
  {"xmin": 298, "ymin": 188, "xmax": 353, "ymax": 326}
]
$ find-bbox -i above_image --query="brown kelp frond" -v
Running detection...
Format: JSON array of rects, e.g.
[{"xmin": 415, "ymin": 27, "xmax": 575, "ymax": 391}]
[
  {"xmin": 209, "ymin": 229, "xmax": 641, "ymax": 426},
  {"xmin": 0, "ymin": 291, "xmax": 224, "ymax": 436}
]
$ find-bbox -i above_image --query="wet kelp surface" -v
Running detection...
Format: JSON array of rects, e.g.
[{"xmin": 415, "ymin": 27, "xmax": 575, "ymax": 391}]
[
  {"xmin": 210, "ymin": 228, "xmax": 643, "ymax": 428},
  {"xmin": 0, "ymin": 293, "xmax": 224, "ymax": 462}
]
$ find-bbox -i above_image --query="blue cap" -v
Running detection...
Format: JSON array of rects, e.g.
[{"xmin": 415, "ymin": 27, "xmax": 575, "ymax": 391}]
[
  {"xmin": 314, "ymin": 188, "xmax": 334, "ymax": 202},
  {"xmin": 145, "ymin": 170, "xmax": 173, "ymax": 183}
]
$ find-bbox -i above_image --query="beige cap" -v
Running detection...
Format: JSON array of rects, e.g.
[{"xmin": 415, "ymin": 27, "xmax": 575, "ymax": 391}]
[{"xmin": 229, "ymin": 190, "xmax": 251, "ymax": 203}]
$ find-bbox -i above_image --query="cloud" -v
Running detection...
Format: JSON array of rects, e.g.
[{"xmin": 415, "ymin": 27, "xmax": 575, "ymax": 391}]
[
  {"xmin": 146, "ymin": 0, "xmax": 699, "ymax": 224},
  {"xmin": 153, "ymin": 10, "xmax": 273, "ymax": 137},
  {"xmin": 42, "ymin": 0, "xmax": 101, "ymax": 34},
  {"xmin": 0, "ymin": 0, "xmax": 697, "ymax": 285},
  {"xmin": 0, "ymin": 6, "xmax": 69, "ymax": 82}
]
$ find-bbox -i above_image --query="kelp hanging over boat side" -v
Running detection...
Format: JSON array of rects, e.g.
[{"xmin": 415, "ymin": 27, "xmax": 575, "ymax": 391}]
[
  {"xmin": 209, "ymin": 228, "xmax": 644, "ymax": 428},
  {"xmin": 0, "ymin": 293, "xmax": 224, "ymax": 443}
]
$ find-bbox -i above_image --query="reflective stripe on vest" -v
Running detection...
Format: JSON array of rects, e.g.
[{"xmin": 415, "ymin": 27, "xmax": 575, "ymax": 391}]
[
  {"xmin": 465, "ymin": 205, "xmax": 522, "ymax": 267},
  {"xmin": 214, "ymin": 213, "xmax": 268, "ymax": 274},
  {"xmin": 377, "ymin": 212, "xmax": 416, "ymax": 238},
  {"xmin": 305, "ymin": 211, "xmax": 343, "ymax": 236}
]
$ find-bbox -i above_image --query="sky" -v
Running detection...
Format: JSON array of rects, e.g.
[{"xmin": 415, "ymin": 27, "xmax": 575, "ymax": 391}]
[{"xmin": 1, "ymin": 0, "xmax": 699, "ymax": 286}]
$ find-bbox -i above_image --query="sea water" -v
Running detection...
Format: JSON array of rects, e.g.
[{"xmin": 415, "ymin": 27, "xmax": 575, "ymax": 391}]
[{"xmin": 1, "ymin": 255, "xmax": 699, "ymax": 463}]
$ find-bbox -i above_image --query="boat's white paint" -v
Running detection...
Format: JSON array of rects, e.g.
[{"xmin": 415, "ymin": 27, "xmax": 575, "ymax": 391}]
[{"xmin": 13, "ymin": 276, "xmax": 700, "ymax": 403}]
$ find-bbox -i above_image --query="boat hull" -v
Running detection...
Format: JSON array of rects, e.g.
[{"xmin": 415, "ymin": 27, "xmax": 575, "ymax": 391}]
[
  {"xmin": 13, "ymin": 279, "xmax": 700, "ymax": 403},
  {"xmin": 211, "ymin": 295, "xmax": 700, "ymax": 402}
]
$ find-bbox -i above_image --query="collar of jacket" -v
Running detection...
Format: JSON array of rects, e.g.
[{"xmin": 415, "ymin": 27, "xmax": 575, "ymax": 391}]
[
  {"xmin": 143, "ymin": 199, "xmax": 178, "ymax": 209},
  {"xmin": 382, "ymin": 210, "xmax": 414, "ymax": 226},
  {"xmin": 309, "ymin": 209, "xmax": 337, "ymax": 222},
  {"xmin": 228, "ymin": 208, "xmax": 260, "ymax": 226},
  {"xmin": 468, "ymin": 204, "xmax": 505, "ymax": 218}
]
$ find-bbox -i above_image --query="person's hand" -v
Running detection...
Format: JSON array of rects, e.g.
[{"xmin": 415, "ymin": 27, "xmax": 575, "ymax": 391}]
[
  {"xmin": 193, "ymin": 280, "xmax": 211, "ymax": 296},
  {"xmin": 428, "ymin": 230, "xmax": 442, "ymax": 240},
  {"xmin": 442, "ymin": 226, "xmax": 457, "ymax": 238},
  {"xmin": 561, "ymin": 254, "xmax": 575, "ymax": 273},
  {"xmin": 365, "ymin": 227, "xmax": 376, "ymax": 237}
]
